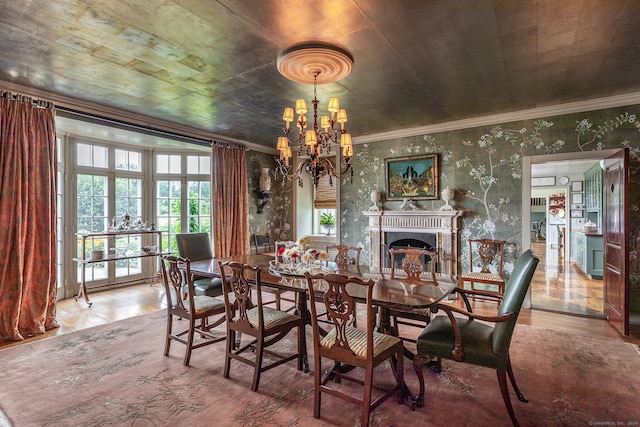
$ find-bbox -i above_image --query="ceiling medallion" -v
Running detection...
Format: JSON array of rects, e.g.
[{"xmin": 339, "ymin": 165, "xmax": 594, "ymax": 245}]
[
  {"xmin": 275, "ymin": 42, "xmax": 355, "ymax": 188},
  {"xmin": 276, "ymin": 42, "xmax": 354, "ymax": 84}
]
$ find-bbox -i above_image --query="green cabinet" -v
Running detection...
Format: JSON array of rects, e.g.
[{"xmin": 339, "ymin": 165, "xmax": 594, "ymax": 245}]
[
  {"xmin": 571, "ymin": 231, "xmax": 603, "ymax": 279},
  {"xmin": 584, "ymin": 162, "xmax": 603, "ymax": 231}
]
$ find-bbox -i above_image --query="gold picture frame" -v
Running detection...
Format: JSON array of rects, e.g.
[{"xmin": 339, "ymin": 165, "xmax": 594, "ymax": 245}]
[{"xmin": 385, "ymin": 153, "xmax": 439, "ymax": 200}]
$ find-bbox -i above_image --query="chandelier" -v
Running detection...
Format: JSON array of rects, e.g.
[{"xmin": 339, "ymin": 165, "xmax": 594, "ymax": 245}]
[{"xmin": 274, "ymin": 42, "xmax": 354, "ymax": 188}]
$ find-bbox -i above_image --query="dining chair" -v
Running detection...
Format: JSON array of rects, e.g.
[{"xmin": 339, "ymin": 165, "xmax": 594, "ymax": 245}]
[
  {"xmin": 460, "ymin": 239, "xmax": 506, "ymax": 300},
  {"xmin": 160, "ymin": 255, "xmax": 226, "ymax": 366},
  {"xmin": 176, "ymin": 232, "xmax": 224, "ymax": 297},
  {"xmin": 218, "ymin": 260, "xmax": 305, "ymax": 392},
  {"xmin": 304, "ymin": 272, "xmax": 405, "ymax": 427},
  {"xmin": 412, "ymin": 250, "xmax": 539, "ymax": 427},
  {"xmin": 325, "ymin": 244, "xmax": 362, "ymax": 274},
  {"xmin": 388, "ymin": 247, "xmax": 438, "ymax": 356}
]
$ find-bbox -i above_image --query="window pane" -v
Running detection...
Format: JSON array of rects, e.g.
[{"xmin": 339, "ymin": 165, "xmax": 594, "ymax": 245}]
[
  {"xmin": 129, "ymin": 151, "xmax": 141, "ymax": 172},
  {"xmin": 77, "ymin": 144, "xmax": 92, "ymax": 166},
  {"xmin": 187, "ymin": 156, "xmax": 198, "ymax": 173},
  {"xmin": 156, "ymin": 154, "xmax": 169, "ymax": 174},
  {"xmin": 199, "ymin": 156, "xmax": 210, "ymax": 174},
  {"xmin": 115, "ymin": 149, "xmax": 127, "ymax": 170},
  {"xmin": 169, "ymin": 155, "xmax": 181, "ymax": 173},
  {"xmin": 93, "ymin": 146, "xmax": 108, "ymax": 168}
]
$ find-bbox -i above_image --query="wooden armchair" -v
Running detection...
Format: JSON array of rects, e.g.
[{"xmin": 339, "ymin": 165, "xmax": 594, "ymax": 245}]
[
  {"xmin": 460, "ymin": 239, "xmax": 506, "ymax": 299},
  {"xmin": 160, "ymin": 255, "xmax": 226, "ymax": 366},
  {"xmin": 304, "ymin": 272, "xmax": 405, "ymax": 427},
  {"xmin": 388, "ymin": 248, "xmax": 438, "ymax": 356},
  {"xmin": 413, "ymin": 250, "xmax": 539, "ymax": 427},
  {"xmin": 218, "ymin": 261, "xmax": 305, "ymax": 392}
]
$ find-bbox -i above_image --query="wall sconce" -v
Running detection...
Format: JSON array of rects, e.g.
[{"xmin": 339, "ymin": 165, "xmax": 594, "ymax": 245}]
[
  {"xmin": 255, "ymin": 190, "xmax": 269, "ymax": 214},
  {"xmin": 255, "ymin": 168, "xmax": 271, "ymax": 214}
]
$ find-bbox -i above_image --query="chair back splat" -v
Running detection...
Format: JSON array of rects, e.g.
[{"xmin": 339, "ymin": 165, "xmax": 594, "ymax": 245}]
[
  {"xmin": 305, "ymin": 272, "xmax": 405, "ymax": 427},
  {"xmin": 461, "ymin": 239, "xmax": 507, "ymax": 300},
  {"xmin": 325, "ymin": 244, "xmax": 362, "ymax": 275},
  {"xmin": 412, "ymin": 249, "xmax": 539, "ymax": 427},
  {"xmin": 387, "ymin": 248, "xmax": 439, "ymax": 356},
  {"xmin": 218, "ymin": 261, "xmax": 305, "ymax": 392}
]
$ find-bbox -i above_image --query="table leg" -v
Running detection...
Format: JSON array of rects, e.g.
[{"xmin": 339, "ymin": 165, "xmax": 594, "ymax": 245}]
[
  {"xmin": 75, "ymin": 263, "xmax": 92, "ymax": 307},
  {"xmin": 294, "ymin": 289, "xmax": 310, "ymax": 373}
]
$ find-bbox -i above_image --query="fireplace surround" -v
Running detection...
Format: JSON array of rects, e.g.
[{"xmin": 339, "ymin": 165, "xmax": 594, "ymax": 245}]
[{"xmin": 363, "ymin": 210, "xmax": 464, "ymax": 276}]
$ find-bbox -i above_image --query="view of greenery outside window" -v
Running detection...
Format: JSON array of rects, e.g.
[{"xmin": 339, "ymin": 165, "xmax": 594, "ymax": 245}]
[
  {"xmin": 75, "ymin": 143, "xmax": 146, "ymax": 286},
  {"xmin": 156, "ymin": 179, "xmax": 182, "ymax": 252},
  {"xmin": 114, "ymin": 176, "xmax": 143, "ymax": 278},
  {"xmin": 76, "ymin": 165, "xmax": 109, "ymax": 283},
  {"xmin": 155, "ymin": 154, "xmax": 211, "ymax": 252},
  {"xmin": 314, "ymin": 209, "xmax": 336, "ymax": 235}
]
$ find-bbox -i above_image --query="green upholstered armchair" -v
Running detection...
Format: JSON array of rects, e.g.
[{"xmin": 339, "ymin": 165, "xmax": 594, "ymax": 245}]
[
  {"xmin": 176, "ymin": 232, "xmax": 224, "ymax": 297},
  {"xmin": 413, "ymin": 249, "xmax": 539, "ymax": 427}
]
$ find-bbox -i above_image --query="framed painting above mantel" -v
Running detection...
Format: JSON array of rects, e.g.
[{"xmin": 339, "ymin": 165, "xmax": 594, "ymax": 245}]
[{"xmin": 385, "ymin": 153, "xmax": 439, "ymax": 200}]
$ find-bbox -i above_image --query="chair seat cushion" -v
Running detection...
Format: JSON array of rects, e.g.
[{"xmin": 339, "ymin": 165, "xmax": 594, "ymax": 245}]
[
  {"xmin": 461, "ymin": 272, "xmax": 505, "ymax": 283},
  {"xmin": 416, "ymin": 315, "xmax": 506, "ymax": 370},
  {"xmin": 243, "ymin": 306, "xmax": 301, "ymax": 330},
  {"xmin": 191, "ymin": 295, "xmax": 225, "ymax": 316},
  {"xmin": 321, "ymin": 326, "xmax": 401, "ymax": 358}
]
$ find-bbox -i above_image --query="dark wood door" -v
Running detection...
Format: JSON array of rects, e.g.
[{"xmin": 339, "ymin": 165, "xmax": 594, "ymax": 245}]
[{"xmin": 603, "ymin": 148, "xmax": 629, "ymax": 336}]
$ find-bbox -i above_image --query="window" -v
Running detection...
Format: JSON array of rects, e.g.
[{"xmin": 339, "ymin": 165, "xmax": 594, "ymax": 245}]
[
  {"xmin": 155, "ymin": 154, "xmax": 211, "ymax": 252},
  {"xmin": 75, "ymin": 143, "xmax": 147, "ymax": 287}
]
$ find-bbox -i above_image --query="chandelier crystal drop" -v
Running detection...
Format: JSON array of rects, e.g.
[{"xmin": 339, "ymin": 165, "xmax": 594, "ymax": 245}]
[{"xmin": 273, "ymin": 42, "xmax": 354, "ymax": 188}]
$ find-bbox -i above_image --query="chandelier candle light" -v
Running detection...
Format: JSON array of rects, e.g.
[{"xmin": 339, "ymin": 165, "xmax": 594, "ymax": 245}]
[{"xmin": 274, "ymin": 42, "xmax": 355, "ymax": 187}]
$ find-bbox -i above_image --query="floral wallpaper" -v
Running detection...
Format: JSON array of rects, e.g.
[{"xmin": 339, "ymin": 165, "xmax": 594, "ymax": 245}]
[
  {"xmin": 246, "ymin": 150, "xmax": 294, "ymax": 244},
  {"xmin": 339, "ymin": 105, "xmax": 640, "ymax": 309}
]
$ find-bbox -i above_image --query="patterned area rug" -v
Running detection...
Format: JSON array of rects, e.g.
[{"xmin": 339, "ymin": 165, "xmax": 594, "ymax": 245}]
[{"xmin": 1, "ymin": 310, "xmax": 639, "ymax": 426}]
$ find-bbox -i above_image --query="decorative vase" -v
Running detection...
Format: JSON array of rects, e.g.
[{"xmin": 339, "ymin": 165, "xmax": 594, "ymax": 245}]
[
  {"xmin": 439, "ymin": 187, "xmax": 455, "ymax": 211},
  {"xmin": 369, "ymin": 190, "xmax": 381, "ymax": 211},
  {"xmin": 323, "ymin": 224, "xmax": 336, "ymax": 236},
  {"xmin": 259, "ymin": 168, "xmax": 271, "ymax": 192}
]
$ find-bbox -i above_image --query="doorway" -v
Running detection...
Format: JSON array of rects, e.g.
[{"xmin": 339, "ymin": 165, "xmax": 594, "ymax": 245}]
[{"xmin": 524, "ymin": 150, "xmax": 616, "ymax": 318}]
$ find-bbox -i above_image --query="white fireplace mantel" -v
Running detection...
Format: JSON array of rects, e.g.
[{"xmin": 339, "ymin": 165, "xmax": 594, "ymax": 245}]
[{"xmin": 363, "ymin": 209, "xmax": 464, "ymax": 276}]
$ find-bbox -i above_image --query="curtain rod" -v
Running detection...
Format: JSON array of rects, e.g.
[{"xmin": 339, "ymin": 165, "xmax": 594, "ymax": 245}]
[
  {"xmin": 56, "ymin": 106, "xmax": 217, "ymax": 147},
  {"xmin": 1, "ymin": 90, "xmax": 54, "ymax": 109},
  {"xmin": 211, "ymin": 140, "xmax": 248, "ymax": 151}
]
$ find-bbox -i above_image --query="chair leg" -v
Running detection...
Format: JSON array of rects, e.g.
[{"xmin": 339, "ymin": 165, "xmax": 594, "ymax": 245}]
[
  {"xmin": 506, "ymin": 356, "xmax": 528, "ymax": 402},
  {"xmin": 361, "ymin": 365, "xmax": 374, "ymax": 427},
  {"xmin": 395, "ymin": 347, "xmax": 405, "ymax": 405},
  {"xmin": 297, "ymin": 323, "xmax": 304, "ymax": 371},
  {"xmin": 412, "ymin": 354, "xmax": 427, "ymax": 408},
  {"xmin": 224, "ymin": 330, "xmax": 233, "ymax": 379},
  {"xmin": 251, "ymin": 339, "xmax": 265, "ymax": 392},
  {"xmin": 313, "ymin": 356, "xmax": 322, "ymax": 419},
  {"xmin": 164, "ymin": 314, "xmax": 173, "ymax": 356},
  {"xmin": 183, "ymin": 317, "xmax": 196, "ymax": 366},
  {"xmin": 497, "ymin": 370, "xmax": 520, "ymax": 427}
]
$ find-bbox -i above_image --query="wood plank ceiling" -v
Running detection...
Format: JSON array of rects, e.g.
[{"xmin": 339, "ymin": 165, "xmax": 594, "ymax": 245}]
[{"xmin": 1, "ymin": 0, "xmax": 640, "ymax": 148}]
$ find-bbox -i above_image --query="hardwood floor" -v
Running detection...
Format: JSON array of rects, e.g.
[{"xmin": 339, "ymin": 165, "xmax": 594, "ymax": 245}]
[
  {"xmin": 2, "ymin": 266, "xmax": 639, "ymax": 351},
  {"xmin": 530, "ymin": 241, "xmax": 604, "ymax": 317}
]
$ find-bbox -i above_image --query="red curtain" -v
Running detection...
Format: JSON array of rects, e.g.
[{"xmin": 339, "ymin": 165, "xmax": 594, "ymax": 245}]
[
  {"xmin": 0, "ymin": 92, "xmax": 58, "ymax": 341},
  {"xmin": 211, "ymin": 144, "xmax": 249, "ymax": 257}
]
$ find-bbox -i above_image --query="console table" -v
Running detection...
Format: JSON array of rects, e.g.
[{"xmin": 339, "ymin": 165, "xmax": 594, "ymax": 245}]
[{"xmin": 73, "ymin": 230, "xmax": 165, "ymax": 307}]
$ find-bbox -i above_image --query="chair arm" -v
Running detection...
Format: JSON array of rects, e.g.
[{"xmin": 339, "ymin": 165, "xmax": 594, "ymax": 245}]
[
  {"xmin": 455, "ymin": 287, "xmax": 504, "ymax": 311},
  {"xmin": 431, "ymin": 303, "xmax": 515, "ymax": 362}
]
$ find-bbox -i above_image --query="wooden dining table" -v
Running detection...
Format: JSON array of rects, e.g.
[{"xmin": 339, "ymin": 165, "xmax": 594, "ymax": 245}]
[{"xmin": 187, "ymin": 253, "xmax": 459, "ymax": 374}]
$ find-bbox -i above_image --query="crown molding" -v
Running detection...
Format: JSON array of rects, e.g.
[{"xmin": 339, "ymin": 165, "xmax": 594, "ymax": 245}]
[{"xmin": 353, "ymin": 92, "xmax": 640, "ymax": 144}]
